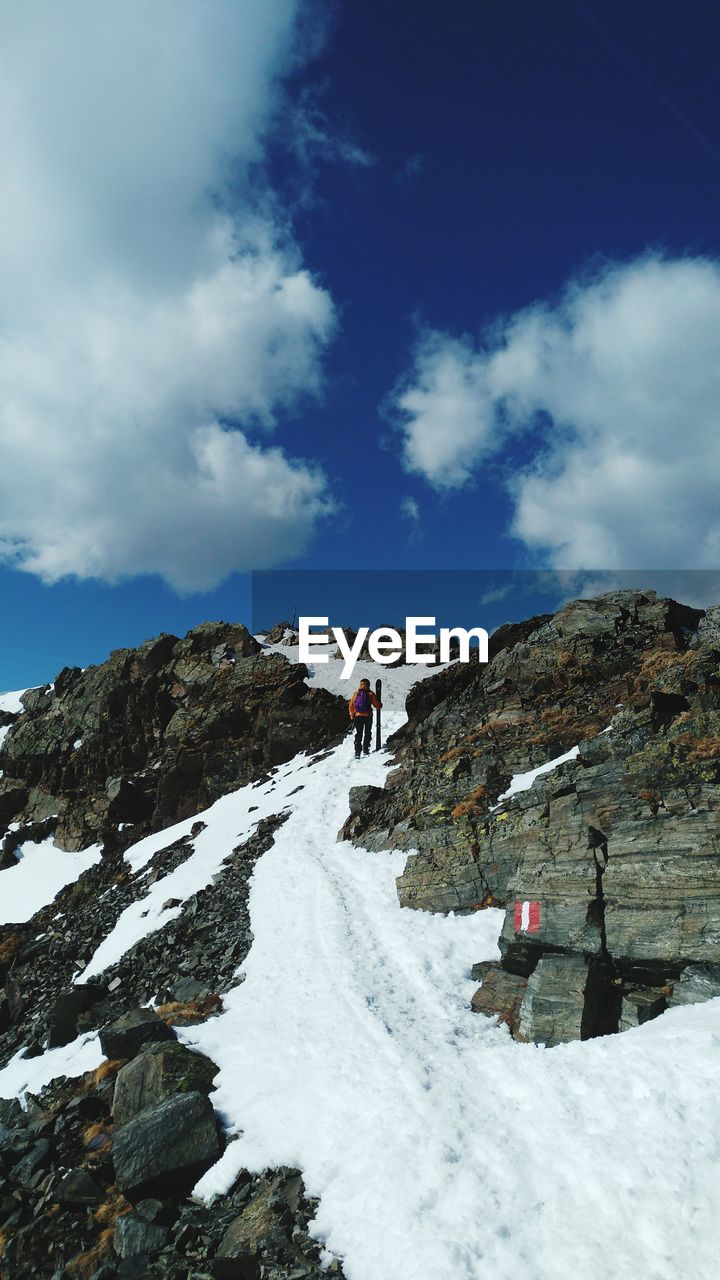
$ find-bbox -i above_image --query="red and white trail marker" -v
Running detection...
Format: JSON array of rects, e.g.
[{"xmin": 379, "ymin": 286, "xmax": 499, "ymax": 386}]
[{"xmin": 514, "ymin": 900, "xmax": 541, "ymax": 933}]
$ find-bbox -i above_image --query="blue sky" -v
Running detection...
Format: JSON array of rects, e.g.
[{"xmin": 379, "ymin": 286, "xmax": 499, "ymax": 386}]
[{"xmin": 2, "ymin": 0, "xmax": 720, "ymax": 688}]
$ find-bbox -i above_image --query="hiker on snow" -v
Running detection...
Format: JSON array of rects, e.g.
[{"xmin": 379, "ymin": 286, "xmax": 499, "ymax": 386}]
[{"xmin": 349, "ymin": 678, "xmax": 382, "ymax": 758}]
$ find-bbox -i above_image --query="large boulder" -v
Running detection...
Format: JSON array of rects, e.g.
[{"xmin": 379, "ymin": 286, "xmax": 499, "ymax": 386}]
[
  {"xmin": 112, "ymin": 1090, "xmax": 221, "ymax": 1198},
  {"xmin": 516, "ymin": 954, "xmax": 590, "ymax": 1046}
]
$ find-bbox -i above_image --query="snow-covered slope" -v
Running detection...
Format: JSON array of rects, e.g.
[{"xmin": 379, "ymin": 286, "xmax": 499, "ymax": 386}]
[
  {"xmin": 0, "ymin": 688, "xmax": 28, "ymax": 716},
  {"xmin": 2, "ymin": 646, "xmax": 720, "ymax": 1279},
  {"xmin": 0, "ymin": 838, "xmax": 101, "ymax": 926}
]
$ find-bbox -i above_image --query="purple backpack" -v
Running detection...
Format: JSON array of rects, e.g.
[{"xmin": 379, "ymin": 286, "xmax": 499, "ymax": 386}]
[{"xmin": 354, "ymin": 687, "xmax": 370, "ymax": 713}]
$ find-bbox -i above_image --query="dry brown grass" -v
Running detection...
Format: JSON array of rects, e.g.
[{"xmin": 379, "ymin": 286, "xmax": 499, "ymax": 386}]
[
  {"xmin": 93, "ymin": 1187, "xmax": 133, "ymax": 1228},
  {"xmin": 0, "ymin": 933, "xmax": 23, "ymax": 966},
  {"xmin": 65, "ymin": 1228, "xmax": 116, "ymax": 1279},
  {"xmin": 635, "ymin": 647, "xmax": 698, "ymax": 684},
  {"xmin": 468, "ymin": 893, "xmax": 495, "ymax": 910},
  {"xmin": 155, "ymin": 994, "xmax": 223, "ymax": 1024},
  {"xmin": 686, "ymin": 736, "xmax": 720, "ymax": 763},
  {"xmin": 87, "ymin": 1058, "xmax": 127, "ymax": 1087},
  {"xmin": 438, "ymin": 719, "xmax": 523, "ymax": 763},
  {"xmin": 638, "ymin": 788, "xmax": 664, "ymax": 815},
  {"xmin": 451, "ymin": 785, "xmax": 489, "ymax": 820}
]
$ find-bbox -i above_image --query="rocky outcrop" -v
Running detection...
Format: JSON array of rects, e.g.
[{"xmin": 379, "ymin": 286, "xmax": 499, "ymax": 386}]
[
  {"xmin": 0, "ymin": 620, "xmax": 347, "ymax": 853},
  {"xmin": 340, "ymin": 589, "xmax": 720, "ymax": 1045}
]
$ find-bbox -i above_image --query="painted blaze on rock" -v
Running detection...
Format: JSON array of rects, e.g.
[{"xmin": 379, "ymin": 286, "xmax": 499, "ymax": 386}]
[{"xmin": 514, "ymin": 900, "xmax": 540, "ymax": 933}]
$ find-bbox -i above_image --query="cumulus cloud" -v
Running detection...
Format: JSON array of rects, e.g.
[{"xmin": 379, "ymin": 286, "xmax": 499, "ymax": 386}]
[
  {"xmin": 390, "ymin": 255, "xmax": 720, "ymax": 568},
  {"xmin": 0, "ymin": 0, "xmax": 337, "ymax": 591},
  {"xmin": 390, "ymin": 331, "xmax": 497, "ymax": 489}
]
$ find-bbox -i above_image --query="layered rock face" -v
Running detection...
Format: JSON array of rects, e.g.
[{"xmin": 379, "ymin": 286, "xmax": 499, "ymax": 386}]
[
  {"xmin": 0, "ymin": 620, "xmax": 347, "ymax": 852},
  {"xmin": 342, "ymin": 591, "xmax": 720, "ymax": 1045}
]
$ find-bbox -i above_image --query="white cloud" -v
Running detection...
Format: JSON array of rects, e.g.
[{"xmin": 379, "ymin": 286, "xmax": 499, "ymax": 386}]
[
  {"xmin": 400, "ymin": 496, "xmax": 420, "ymax": 523},
  {"xmin": 390, "ymin": 331, "xmax": 496, "ymax": 489},
  {"xmin": 0, "ymin": 0, "xmax": 337, "ymax": 592},
  {"xmin": 390, "ymin": 255, "xmax": 720, "ymax": 568},
  {"xmin": 478, "ymin": 584, "xmax": 513, "ymax": 606}
]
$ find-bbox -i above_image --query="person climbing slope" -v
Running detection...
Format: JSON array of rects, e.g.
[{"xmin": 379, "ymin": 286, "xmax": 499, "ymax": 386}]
[{"xmin": 349, "ymin": 677, "xmax": 382, "ymax": 758}]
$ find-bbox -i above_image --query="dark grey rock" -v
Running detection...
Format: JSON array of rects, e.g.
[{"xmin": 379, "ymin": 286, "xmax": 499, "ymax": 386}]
[
  {"xmin": 116, "ymin": 1256, "xmax": 151, "ymax": 1280},
  {"xmin": 668, "ymin": 963, "xmax": 720, "ymax": 1007},
  {"xmin": 114, "ymin": 1211, "xmax": 168, "ymax": 1258},
  {"xmin": 171, "ymin": 978, "xmax": 208, "ymax": 1003},
  {"xmin": 112, "ymin": 1091, "xmax": 220, "ymax": 1198},
  {"xmin": 517, "ymin": 954, "xmax": 589, "ymax": 1046},
  {"xmin": 11, "ymin": 1137, "xmax": 51, "ymax": 1183},
  {"xmin": 0, "ymin": 1097, "xmax": 23, "ymax": 1127},
  {"xmin": 47, "ymin": 982, "xmax": 107, "ymax": 1048},
  {"xmin": 347, "ymin": 785, "xmax": 385, "ymax": 816},
  {"xmin": 99, "ymin": 1007, "xmax": 176, "ymax": 1060},
  {"xmin": 112, "ymin": 1042, "xmax": 218, "ymax": 1126},
  {"xmin": 0, "ymin": 1127, "xmax": 33, "ymax": 1160},
  {"xmin": 56, "ymin": 1167, "xmax": 104, "ymax": 1204}
]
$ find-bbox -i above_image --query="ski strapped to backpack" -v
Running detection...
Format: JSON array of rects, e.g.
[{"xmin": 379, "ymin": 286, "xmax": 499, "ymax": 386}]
[{"xmin": 375, "ymin": 678, "xmax": 382, "ymax": 751}]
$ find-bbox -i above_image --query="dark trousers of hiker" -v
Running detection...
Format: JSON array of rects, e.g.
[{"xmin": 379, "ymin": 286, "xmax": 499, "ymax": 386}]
[{"xmin": 354, "ymin": 714, "xmax": 372, "ymax": 756}]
